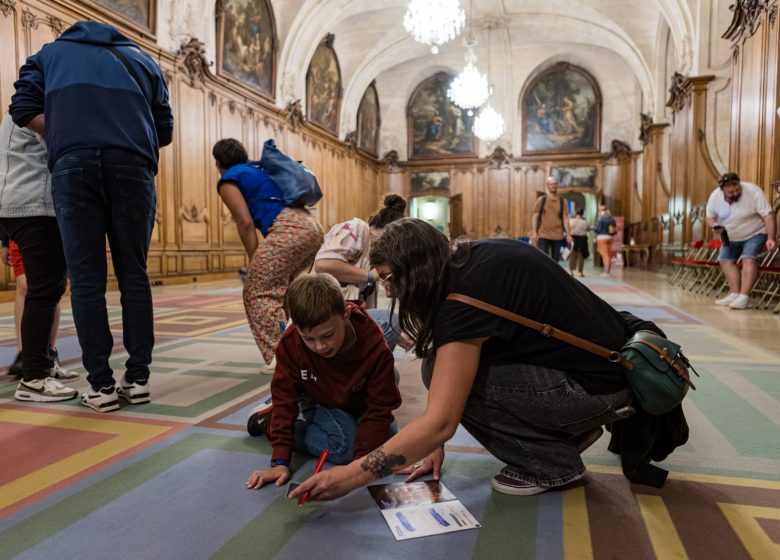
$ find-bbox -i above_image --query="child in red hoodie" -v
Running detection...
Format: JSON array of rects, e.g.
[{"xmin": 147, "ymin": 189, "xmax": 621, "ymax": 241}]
[{"xmin": 246, "ymin": 273, "xmax": 401, "ymax": 490}]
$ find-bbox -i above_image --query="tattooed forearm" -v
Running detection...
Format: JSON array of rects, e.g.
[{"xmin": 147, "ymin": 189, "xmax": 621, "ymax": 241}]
[{"xmin": 360, "ymin": 446, "xmax": 406, "ymax": 478}]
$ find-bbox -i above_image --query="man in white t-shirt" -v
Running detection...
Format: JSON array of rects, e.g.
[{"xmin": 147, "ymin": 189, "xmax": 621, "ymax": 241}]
[{"xmin": 705, "ymin": 172, "xmax": 777, "ymax": 309}]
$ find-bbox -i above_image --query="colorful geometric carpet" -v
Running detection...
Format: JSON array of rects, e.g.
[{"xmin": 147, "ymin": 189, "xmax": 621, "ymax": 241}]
[{"xmin": 0, "ymin": 278, "xmax": 778, "ymax": 559}]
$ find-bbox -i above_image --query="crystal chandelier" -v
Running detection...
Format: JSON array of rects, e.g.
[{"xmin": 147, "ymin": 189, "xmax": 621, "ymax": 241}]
[
  {"xmin": 473, "ymin": 23, "xmax": 504, "ymax": 142},
  {"xmin": 448, "ymin": 46, "xmax": 489, "ymax": 115},
  {"xmin": 474, "ymin": 104, "xmax": 505, "ymax": 141},
  {"xmin": 403, "ymin": 0, "xmax": 465, "ymax": 54}
]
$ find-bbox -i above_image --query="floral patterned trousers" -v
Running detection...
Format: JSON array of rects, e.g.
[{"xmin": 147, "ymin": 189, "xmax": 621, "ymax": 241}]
[{"xmin": 243, "ymin": 208, "xmax": 324, "ymax": 363}]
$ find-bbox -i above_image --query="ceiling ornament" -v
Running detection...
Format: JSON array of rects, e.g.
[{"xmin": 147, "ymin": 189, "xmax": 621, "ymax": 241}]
[{"xmin": 403, "ymin": 0, "xmax": 465, "ymax": 54}]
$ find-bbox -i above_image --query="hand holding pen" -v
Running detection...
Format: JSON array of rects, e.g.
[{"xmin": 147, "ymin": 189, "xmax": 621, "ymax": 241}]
[{"xmin": 298, "ymin": 449, "xmax": 329, "ymax": 506}]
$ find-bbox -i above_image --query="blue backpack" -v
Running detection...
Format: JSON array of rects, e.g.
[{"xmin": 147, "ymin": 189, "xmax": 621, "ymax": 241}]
[{"xmin": 259, "ymin": 139, "xmax": 322, "ymax": 207}]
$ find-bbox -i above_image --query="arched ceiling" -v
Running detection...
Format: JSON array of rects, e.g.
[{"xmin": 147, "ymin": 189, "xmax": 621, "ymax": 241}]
[{"xmin": 265, "ymin": 0, "xmax": 696, "ymax": 154}]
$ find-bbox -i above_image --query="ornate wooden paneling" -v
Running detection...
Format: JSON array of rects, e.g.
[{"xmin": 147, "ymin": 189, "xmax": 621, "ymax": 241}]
[{"xmin": 0, "ymin": 0, "xmax": 384, "ymax": 290}]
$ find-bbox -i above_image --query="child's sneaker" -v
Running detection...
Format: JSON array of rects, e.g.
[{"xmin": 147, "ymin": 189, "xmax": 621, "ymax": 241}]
[
  {"xmin": 117, "ymin": 376, "xmax": 151, "ymax": 404},
  {"xmin": 15, "ymin": 377, "xmax": 78, "ymax": 402},
  {"xmin": 247, "ymin": 398, "xmax": 273, "ymax": 437},
  {"xmin": 49, "ymin": 349, "xmax": 80, "ymax": 383},
  {"xmin": 81, "ymin": 385, "xmax": 120, "ymax": 412}
]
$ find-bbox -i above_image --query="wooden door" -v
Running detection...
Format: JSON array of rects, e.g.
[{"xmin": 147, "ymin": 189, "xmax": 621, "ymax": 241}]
[{"xmin": 449, "ymin": 193, "xmax": 464, "ymax": 238}]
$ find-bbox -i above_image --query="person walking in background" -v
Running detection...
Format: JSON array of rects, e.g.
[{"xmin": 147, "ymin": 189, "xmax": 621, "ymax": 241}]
[
  {"xmin": 706, "ymin": 172, "xmax": 776, "ymax": 309},
  {"xmin": 594, "ymin": 205, "xmax": 617, "ymax": 277},
  {"xmin": 568, "ymin": 208, "xmax": 590, "ymax": 277},
  {"xmin": 213, "ymin": 138, "xmax": 324, "ymax": 373},
  {"xmin": 313, "ymin": 194, "xmax": 408, "ymax": 350},
  {"xmin": 10, "ymin": 21, "xmax": 174, "ymax": 412},
  {"xmin": 531, "ymin": 177, "xmax": 573, "ymax": 262},
  {"xmin": 0, "ymin": 113, "xmax": 77, "ymax": 403}
]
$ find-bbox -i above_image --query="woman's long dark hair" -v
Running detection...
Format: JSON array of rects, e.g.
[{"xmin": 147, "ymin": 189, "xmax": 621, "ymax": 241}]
[{"xmin": 370, "ymin": 218, "xmax": 457, "ymax": 357}]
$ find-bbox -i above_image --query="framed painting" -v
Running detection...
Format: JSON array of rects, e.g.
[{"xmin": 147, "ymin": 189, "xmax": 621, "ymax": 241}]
[
  {"xmin": 408, "ymin": 71, "xmax": 477, "ymax": 159},
  {"xmin": 93, "ymin": 0, "xmax": 156, "ymax": 33},
  {"xmin": 357, "ymin": 82, "xmax": 380, "ymax": 155},
  {"xmin": 550, "ymin": 165, "xmax": 597, "ymax": 188},
  {"xmin": 521, "ymin": 62, "xmax": 601, "ymax": 155},
  {"xmin": 410, "ymin": 171, "xmax": 451, "ymax": 194},
  {"xmin": 306, "ymin": 34, "xmax": 342, "ymax": 135},
  {"xmin": 217, "ymin": 0, "xmax": 277, "ymax": 99}
]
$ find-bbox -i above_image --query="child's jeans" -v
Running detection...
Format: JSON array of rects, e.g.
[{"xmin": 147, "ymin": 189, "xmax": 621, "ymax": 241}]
[{"xmin": 294, "ymin": 397, "xmax": 398, "ymax": 465}]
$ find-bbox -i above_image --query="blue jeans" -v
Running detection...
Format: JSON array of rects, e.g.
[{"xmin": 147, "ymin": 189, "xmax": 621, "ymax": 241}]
[
  {"xmin": 537, "ymin": 238, "xmax": 563, "ymax": 262},
  {"xmin": 294, "ymin": 397, "xmax": 398, "ymax": 465},
  {"xmin": 422, "ymin": 354, "xmax": 632, "ymax": 487},
  {"xmin": 51, "ymin": 149, "xmax": 156, "ymax": 390},
  {"xmin": 366, "ymin": 308, "xmax": 401, "ymax": 351},
  {"xmin": 719, "ymin": 232, "xmax": 768, "ymax": 260}
]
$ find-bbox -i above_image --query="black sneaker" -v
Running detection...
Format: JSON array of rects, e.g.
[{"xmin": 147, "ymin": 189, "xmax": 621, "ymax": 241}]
[
  {"xmin": 246, "ymin": 398, "xmax": 273, "ymax": 437},
  {"xmin": 8, "ymin": 351, "xmax": 23, "ymax": 378}
]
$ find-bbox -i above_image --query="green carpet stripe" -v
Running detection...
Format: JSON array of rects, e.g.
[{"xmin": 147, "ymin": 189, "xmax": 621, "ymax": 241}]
[
  {"xmin": 0, "ymin": 433, "xmax": 256, "ymax": 558},
  {"xmin": 473, "ymin": 493, "xmax": 538, "ymax": 559},
  {"xmin": 738, "ymin": 368, "xmax": 780, "ymax": 403},
  {"xmin": 692, "ymin": 367, "xmax": 780, "ymax": 458}
]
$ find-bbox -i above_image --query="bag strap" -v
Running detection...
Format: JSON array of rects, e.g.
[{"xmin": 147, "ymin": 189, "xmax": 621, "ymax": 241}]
[
  {"xmin": 105, "ymin": 45, "xmax": 150, "ymax": 107},
  {"xmin": 446, "ymin": 293, "xmax": 635, "ymax": 371}
]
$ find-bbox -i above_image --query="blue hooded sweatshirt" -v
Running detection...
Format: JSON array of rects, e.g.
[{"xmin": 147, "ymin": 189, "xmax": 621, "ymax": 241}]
[{"xmin": 9, "ymin": 21, "xmax": 173, "ymax": 172}]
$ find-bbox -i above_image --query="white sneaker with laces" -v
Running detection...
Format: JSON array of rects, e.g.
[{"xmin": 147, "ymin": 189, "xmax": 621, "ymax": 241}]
[
  {"xmin": 260, "ymin": 357, "xmax": 276, "ymax": 375},
  {"xmin": 49, "ymin": 350, "xmax": 80, "ymax": 383},
  {"xmin": 15, "ymin": 377, "xmax": 78, "ymax": 402},
  {"xmin": 715, "ymin": 293, "xmax": 739, "ymax": 306},
  {"xmin": 81, "ymin": 385, "xmax": 120, "ymax": 412},
  {"xmin": 728, "ymin": 294, "xmax": 750, "ymax": 309},
  {"xmin": 117, "ymin": 375, "xmax": 151, "ymax": 404}
]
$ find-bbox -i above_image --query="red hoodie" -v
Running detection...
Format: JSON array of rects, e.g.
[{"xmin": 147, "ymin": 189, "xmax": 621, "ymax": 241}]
[{"xmin": 269, "ymin": 302, "xmax": 402, "ymax": 462}]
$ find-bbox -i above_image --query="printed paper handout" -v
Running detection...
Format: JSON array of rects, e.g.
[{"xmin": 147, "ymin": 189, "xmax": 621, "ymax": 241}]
[{"xmin": 367, "ymin": 480, "xmax": 480, "ymax": 540}]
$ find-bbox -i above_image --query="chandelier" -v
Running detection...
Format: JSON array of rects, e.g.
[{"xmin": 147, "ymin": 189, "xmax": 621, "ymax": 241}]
[
  {"xmin": 473, "ymin": 22, "xmax": 504, "ymax": 142},
  {"xmin": 448, "ymin": 46, "xmax": 489, "ymax": 115},
  {"xmin": 474, "ymin": 104, "xmax": 505, "ymax": 142},
  {"xmin": 403, "ymin": 0, "xmax": 465, "ymax": 54}
]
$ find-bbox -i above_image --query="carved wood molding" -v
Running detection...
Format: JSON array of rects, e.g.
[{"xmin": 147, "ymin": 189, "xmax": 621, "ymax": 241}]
[
  {"xmin": 723, "ymin": 0, "xmax": 779, "ymax": 61},
  {"xmin": 344, "ymin": 130, "xmax": 358, "ymax": 153},
  {"xmin": 176, "ymin": 37, "xmax": 212, "ymax": 88},
  {"xmin": 0, "ymin": 0, "xmax": 15, "ymax": 18},
  {"xmin": 639, "ymin": 113, "xmax": 653, "ymax": 146},
  {"xmin": 666, "ymin": 72, "xmax": 689, "ymax": 113},
  {"xmin": 380, "ymin": 150, "xmax": 400, "ymax": 172},
  {"xmin": 607, "ymin": 139, "xmax": 632, "ymax": 162},
  {"xmin": 220, "ymin": 206, "xmax": 234, "ymax": 226},
  {"xmin": 772, "ymin": 180, "xmax": 780, "ymax": 211},
  {"xmin": 285, "ymin": 99, "xmax": 304, "ymax": 130},
  {"xmin": 487, "ymin": 146, "xmax": 512, "ymax": 168},
  {"xmin": 19, "ymin": 6, "xmax": 63, "ymax": 37},
  {"xmin": 179, "ymin": 205, "xmax": 209, "ymax": 223}
]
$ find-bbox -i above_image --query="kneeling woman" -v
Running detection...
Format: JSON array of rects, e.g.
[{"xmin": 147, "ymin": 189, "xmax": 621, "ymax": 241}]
[
  {"xmin": 213, "ymin": 139, "xmax": 324, "ymax": 370},
  {"xmin": 291, "ymin": 218, "xmax": 643, "ymax": 500}
]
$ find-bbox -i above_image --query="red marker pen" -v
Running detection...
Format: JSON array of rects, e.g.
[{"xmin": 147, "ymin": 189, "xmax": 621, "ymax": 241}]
[{"xmin": 299, "ymin": 449, "xmax": 329, "ymax": 506}]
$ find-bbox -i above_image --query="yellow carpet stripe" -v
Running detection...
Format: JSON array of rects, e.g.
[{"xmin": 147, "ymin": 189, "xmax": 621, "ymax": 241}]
[
  {"xmin": 0, "ymin": 409, "xmax": 171, "ymax": 510},
  {"xmin": 636, "ymin": 495, "xmax": 688, "ymax": 559},
  {"xmin": 562, "ymin": 486, "xmax": 593, "ymax": 560},
  {"xmin": 719, "ymin": 503, "xmax": 780, "ymax": 559},
  {"xmin": 586, "ymin": 464, "xmax": 780, "ymax": 490}
]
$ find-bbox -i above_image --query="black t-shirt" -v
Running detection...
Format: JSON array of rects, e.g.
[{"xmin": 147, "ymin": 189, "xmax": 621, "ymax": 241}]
[{"xmin": 434, "ymin": 239, "xmax": 631, "ymax": 394}]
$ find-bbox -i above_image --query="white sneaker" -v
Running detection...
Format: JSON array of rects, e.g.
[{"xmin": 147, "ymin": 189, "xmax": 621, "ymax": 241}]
[
  {"xmin": 729, "ymin": 295, "xmax": 750, "ymax": 309},
  {"xmin": 715, "ymin": 293, "xmax": 739, "ymax": 306},
  {"xmin": 260, "ymin": 357, "xmax": 276, "ymax": 375},
  {"xmin": 117, "ymin": 375, "xmax": 151, "ymax": 404},
  {"xmin": 50, "ymin": 349, "xmax": 80, "ymax": 383},
  {"xmin": 15, "ymin": 377, "xmax": 78, "ymax": 402},
  {"xmin": 81, "ymin": 385, "xmax": 120, "ymax": 412}
]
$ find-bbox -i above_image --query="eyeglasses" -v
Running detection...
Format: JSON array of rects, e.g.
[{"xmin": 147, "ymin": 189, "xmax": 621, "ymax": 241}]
[{"xmin": 377, "ymin": 272, "xmax": 393, "ymax": 287}]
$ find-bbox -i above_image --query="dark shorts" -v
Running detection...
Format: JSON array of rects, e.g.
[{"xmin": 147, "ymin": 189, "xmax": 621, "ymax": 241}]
[{"xmin": 719, "ymin": 233, "xmax": 767, "ymax": 261}]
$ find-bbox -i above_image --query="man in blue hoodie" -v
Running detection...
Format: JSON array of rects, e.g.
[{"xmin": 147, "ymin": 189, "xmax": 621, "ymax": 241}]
[{"xmin": 9, "ymin": 21, "xmax": 174, "ymax": 413}]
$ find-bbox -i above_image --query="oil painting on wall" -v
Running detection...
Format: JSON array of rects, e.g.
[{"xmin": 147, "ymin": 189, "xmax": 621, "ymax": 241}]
[
  {"xmin": 408, "ymin": 72, "xmax": 476, "ymax": 158},
  {"xmin": 218, "ymin": 0, "xmax": 276, "ymax": 98},
  {"xmin": 522, "ymin": 63, "xmax": 600, "ymax": 154},
  {"xmin": 94, "ymin": 0, "xmax": 154, "ymax": 30},
  {"xmin": 410, "ymin": 172, "xmax": 451, "ymax": 194},
  {"xmin": 306, "ymin": 34, "xmax": 342, "ymax": 135},
  {"xmin": 550, "ymin": 165, "xmax": 597, "ymax": 188},
  {"xmin": 357, "ymin": 82, "xmax": 380, "ymax": 155}
]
